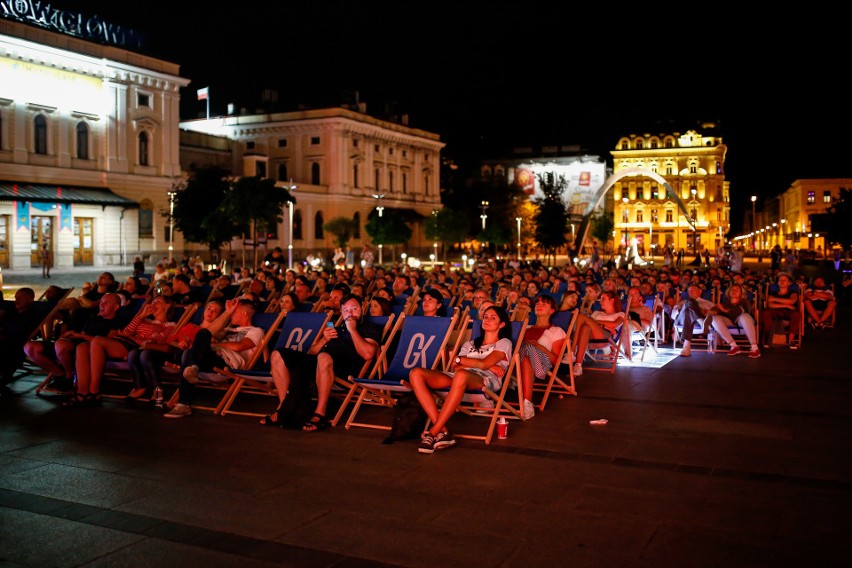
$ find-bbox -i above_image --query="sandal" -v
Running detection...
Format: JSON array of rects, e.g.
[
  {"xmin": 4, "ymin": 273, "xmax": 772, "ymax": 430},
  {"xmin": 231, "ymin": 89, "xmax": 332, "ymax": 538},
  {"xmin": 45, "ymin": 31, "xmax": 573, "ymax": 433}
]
[
  {"xmin": 259, "ymin": 413, "xmax": 282, "ymax": 427},
  {"xmin": 62, "ymin": 393, "xmax": 97, "ymax": 408},
  {"xmin": 302, "ymin": 412, "xmax": 330, "ymax": 432}
]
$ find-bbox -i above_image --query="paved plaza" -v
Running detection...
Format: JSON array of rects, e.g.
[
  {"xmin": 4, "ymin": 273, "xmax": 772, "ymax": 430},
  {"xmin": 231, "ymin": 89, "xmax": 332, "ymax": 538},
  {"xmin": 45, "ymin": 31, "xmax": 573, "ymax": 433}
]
[{"xmin": 1, "ymin": 263, "xmax": 850, "ymax": 567}]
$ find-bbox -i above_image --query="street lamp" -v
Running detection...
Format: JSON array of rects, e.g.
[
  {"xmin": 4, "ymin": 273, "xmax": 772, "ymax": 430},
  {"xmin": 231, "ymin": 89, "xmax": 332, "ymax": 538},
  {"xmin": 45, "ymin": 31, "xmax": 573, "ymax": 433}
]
[
  {"xmin": 751, "ymin": 195, "xmax": 757, "ymax": 252},
  {"xmin": 286, "ymin": 179, "xmax": 297, "ymax": 269},
  {"xmin": 690, "ymin": 188, "xmax": 698, "ymax": 255},
  {"xmin": 515, "ymin": 216, "xmax": 522, "ymax": 259},
  {"xmin": 373, "ymin": 193, "xmax": 385, "ymax": 266},
  {"xmin": 480, "ymin": 200, "xmax": 489, "ymax": 231},
  {"xmin": 167, "ymin": 189, "xmax": 177, "ymax": 262}
]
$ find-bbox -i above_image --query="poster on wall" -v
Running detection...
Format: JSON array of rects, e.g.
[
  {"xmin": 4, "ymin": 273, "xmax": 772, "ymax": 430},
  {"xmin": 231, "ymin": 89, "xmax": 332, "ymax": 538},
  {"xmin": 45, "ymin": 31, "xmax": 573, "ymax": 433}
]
[
  {"xmin": 16, "ymin": 201, "xmax": 29, "ymax": 231},
  {"xmin": 60, "ymin": 204, "xmax": 72, "ymax": 232}
]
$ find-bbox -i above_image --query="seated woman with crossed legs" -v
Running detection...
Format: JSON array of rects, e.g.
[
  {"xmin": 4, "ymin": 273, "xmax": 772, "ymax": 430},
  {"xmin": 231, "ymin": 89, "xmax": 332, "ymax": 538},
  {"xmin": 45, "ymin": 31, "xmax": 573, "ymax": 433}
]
[{"xmin": 409, "ymin": 305, "xmax": 513, "ymax": 454}]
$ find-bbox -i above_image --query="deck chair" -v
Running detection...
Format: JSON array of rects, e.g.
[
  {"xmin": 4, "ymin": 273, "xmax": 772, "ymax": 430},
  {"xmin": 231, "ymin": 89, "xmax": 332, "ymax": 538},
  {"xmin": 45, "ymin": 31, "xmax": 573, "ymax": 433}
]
[
  {"xmin": 217, "ymin": 310, "xmax": 331, "ymax": 417},
  {"xmin": 11, "ymin": 287, "xmax": 74, "ymax": 383},
  {"xmin": 429, "ymin": 317, "xmax": 528, "ymax": 445},
  {"xmin": 583, "ymin": 319, "xmax": 626, "ymax": 374},
  {"xmin": 530, "ymin": 308, "xmax": 579, "ymax": 412},
  {"xmin": 630, "ymin": 296, "xmax": 661, "ymax": 362},
  {"xmin": 338, "ymin": 313, "xmax": 457, "ymax": 432},
  {"xmin": 164, "ymin": 310, "xmax": 286, "ymax": 415},
  {"xmin": 329, "ymin": 313, "xmax": 403, "ymax": 426}
]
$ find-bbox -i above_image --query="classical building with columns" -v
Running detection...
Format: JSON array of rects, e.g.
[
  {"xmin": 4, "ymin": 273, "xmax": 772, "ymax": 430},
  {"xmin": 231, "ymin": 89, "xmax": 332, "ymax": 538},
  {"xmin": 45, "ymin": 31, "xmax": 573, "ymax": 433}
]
[
  {"xmin": 0, "ymin": 12, "xmax": 189, "ymax": 270},
  {"xmin": 179, "ymin": 107, "xmax": 444, "ymax": 264},
  {"xmin": 610, "ymin": 124, "xmax": 731, "ymax": 257}
]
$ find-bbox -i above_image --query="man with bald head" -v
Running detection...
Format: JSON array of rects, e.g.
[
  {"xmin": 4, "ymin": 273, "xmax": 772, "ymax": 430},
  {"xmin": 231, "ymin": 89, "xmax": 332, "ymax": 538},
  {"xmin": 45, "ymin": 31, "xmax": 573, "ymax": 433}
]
[{"xmin": 0, "ymin": 288, "xmax": 41, "ymax": 385}]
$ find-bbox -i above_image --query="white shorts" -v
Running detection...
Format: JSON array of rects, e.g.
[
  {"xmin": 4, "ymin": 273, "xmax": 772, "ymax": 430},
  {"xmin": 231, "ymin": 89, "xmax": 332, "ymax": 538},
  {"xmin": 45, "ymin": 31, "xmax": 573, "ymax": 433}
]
[{"xmin": 448, "ymin": 367, "xmax": 502, "ymax": 391}]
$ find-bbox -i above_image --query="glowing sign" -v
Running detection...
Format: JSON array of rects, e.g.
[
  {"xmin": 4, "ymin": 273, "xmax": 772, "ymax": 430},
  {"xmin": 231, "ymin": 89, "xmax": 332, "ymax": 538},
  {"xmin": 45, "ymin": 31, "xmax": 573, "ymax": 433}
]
[{"xmin": 0, "ymin": 0, "xmax": 144, "ymax": 49}]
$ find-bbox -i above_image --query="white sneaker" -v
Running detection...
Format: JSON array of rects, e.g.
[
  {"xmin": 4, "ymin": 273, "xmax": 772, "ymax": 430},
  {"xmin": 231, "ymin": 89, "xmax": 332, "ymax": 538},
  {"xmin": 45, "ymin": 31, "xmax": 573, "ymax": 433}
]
[
  {"xmin": 522, "ymin": 399, "xmax": 535, "ymax": 419},
  {"xmin": 572, "ymin": 363, "xmax": 583, "ymax": 376},
  {"xmin": 680, "ymin": 341, "xmax": 691, "ymax": 357},
  {"xmin": 164, "ymin": 403, "xmax": 192, "ymax": 418}
]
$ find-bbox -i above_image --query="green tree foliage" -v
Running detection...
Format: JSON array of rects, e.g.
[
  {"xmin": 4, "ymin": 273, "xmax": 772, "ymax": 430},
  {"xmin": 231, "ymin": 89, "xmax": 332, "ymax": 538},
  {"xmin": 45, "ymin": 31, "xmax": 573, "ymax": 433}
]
[
  {"xmin": 170, "ymin": 165, "xmax": 233, "ymax": 255},
  {"xmin": 590, "ymin": 209, "xmax": 615, "ymax": 254},
  {"xmin": 220, "ymin": 176, "xmax": 294, "ymax": 268},
  {"xmin": 365, "ymin": 209, "xmax": 413, "ymax": 247},
  {"xmin": 532, "ymin": 173, "xmax": 570, "ymax": 265},
  {"xmin": 324, "ymin": 216, "xmax": 358, "ymax": 249},
  {"xmin": 425, "ymin": 208, "xmax": 471, "ymax": 262}
]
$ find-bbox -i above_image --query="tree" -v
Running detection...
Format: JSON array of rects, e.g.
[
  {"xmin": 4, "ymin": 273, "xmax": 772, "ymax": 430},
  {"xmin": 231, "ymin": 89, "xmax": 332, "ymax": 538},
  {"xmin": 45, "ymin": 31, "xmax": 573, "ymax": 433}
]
[
  {"xmin": 324, "ymin": 216, "xmax": 358, "ymax": 249},
  {"xmin": 425, "ymin": 207, "xmax": 471, "ymax": 262},
  {"xmin": 590, "ymin": 209, "xmax": 615, "ymax": 255},
  {"xmin": 170, "ymin": 165, "xmax": 233, "ymax": 256},
  {"xmin": 365, "ymin": 208, "xmax": 414, "ymax": 263},
  {"xmin": 220, "ymin": 176, "xmax": 294, "ymax": 269},
  {"xmin": 532, "ymin": 173, "xmax": 570, "ymax": 265}
]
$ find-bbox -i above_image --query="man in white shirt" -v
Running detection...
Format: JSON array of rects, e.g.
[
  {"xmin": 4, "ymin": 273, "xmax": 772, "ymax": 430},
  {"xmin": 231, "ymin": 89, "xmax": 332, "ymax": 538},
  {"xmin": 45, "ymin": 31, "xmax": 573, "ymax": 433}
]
[{"xmin": 672, "ymin": 285, "xmax": 714, "ymax": 357}]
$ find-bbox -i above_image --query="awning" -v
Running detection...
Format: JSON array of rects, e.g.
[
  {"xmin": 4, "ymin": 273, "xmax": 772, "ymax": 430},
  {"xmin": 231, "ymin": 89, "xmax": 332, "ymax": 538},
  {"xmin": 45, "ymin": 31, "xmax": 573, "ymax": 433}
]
[{"xmin": 0, "ymin": 182, "xmax": 139, "ymax": 208}]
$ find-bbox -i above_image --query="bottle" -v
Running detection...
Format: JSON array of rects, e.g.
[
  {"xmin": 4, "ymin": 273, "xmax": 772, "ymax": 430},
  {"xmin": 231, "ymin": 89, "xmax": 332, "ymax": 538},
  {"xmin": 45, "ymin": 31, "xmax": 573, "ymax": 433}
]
[
  {"xmin": 707, "ymin": 330, "xmax": 716, "ymax": 354},
  {"xmin": 153, "ymin": 386, "xmax": 164, "ymax": 408}
]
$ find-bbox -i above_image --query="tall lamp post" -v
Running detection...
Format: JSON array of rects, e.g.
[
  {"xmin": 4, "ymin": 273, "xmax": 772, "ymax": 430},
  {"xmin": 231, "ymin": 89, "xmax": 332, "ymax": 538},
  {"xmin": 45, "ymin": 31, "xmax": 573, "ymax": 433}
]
[
  {"xmin": 373, "ymin": 193, "xmax": 385, "ymax": 266},
  {"xmin": 167, "ymin": 189, "xmax": 177, "ymax": 262},
  {"xmin": 690, "ymin": 188, "xmax": 698, "ymax": 256},
  {"xmin": 515, "ymin": 216, "xmax": 522, "ymax": 260},
  {"xmin": 286, "ymin": 179, "xmax": 297, "ymax": 269},
  {"xmin": 480, "ymin": 200, "xmax": 489, "ymax": 231},
  {"xmin": 750, "ymin": 195, "xmax": 757, "ymax": 252}
]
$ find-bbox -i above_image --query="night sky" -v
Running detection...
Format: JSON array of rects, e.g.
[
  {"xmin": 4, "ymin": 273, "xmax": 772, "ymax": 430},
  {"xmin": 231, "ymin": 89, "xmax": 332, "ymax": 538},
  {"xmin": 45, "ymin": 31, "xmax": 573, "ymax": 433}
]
[{"xmin": 44, "ymin": 2, "xmax": 852, "ymax": 233}]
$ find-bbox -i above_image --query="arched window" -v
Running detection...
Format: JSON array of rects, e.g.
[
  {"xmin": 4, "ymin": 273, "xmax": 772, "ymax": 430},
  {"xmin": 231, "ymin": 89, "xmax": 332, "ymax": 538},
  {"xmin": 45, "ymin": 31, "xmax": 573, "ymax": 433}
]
[
  {"xmin": 34, "ymin": 115, "xmax": 48, "ymax": 155},
  {"xmin": 277, "ymin": 163, "xmax": 288, "ymax": 181},
  {"xmin": 353, "ymin": 211, "xmax": 361, "ymax": 239},
  {"xmin": 138, "ymin": 131, "xmax": 149, "ymax": 166},
  {"xmin": 636, "ymin": 139, "xmax": 644, "ymax": 149},
  {"xmin": 314, "ymin": 211, "xmax": 324, "ymax": 239},
  {"xmin": 293, "ymin": 210, "xmax": 303, "ymax": 240},
  {"xmin": 76, "ymin": 122, "xmax": 89, "ymax": 160},
  {"xmin": 311, "ymin": 162, "xmax": 320, "ymax": 184}
]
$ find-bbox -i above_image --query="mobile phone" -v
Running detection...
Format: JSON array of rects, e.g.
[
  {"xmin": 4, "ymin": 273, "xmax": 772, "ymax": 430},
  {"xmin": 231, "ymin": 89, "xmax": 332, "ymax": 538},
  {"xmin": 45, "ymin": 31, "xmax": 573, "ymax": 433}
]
[{"xmin": 326, "ymin": 322, "xmax": 335, "ymax": 328}]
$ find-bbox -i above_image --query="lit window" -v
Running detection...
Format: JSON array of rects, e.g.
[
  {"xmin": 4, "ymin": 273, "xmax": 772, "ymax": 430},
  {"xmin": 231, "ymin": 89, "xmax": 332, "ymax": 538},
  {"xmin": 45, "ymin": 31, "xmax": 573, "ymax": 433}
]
[
  {"xmin": 636, "ymin": 211, "xmax": 643, "ymax": 223},
  {"xmin": 807, "ymin": 191, "xmax": 815, "ymax": 204},
  {"xmin": 823, "ymin": 191, "xmax": 832, "ymax": 203},
  {"xmin": 665, "ymin": 210, "xmax": 673, "ymax": 223}
]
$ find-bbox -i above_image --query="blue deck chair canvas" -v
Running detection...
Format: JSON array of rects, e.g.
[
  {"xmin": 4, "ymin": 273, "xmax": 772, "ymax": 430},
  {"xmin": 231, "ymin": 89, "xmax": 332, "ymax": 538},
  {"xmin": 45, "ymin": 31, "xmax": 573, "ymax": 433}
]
[
  {"xmin": 338, "ymin": 314, "xmax": 457, "ymax": 432},
  {"xmin": 165, "ymin": 310, "xmax": 286, "ymax": 415},
  {"xmin": 217, "ymin": 310, "xmax": 330, "ymax": 418},
  {"xmin": 430, "ymin": 317, "xmax": 528, "ymax": 444}
]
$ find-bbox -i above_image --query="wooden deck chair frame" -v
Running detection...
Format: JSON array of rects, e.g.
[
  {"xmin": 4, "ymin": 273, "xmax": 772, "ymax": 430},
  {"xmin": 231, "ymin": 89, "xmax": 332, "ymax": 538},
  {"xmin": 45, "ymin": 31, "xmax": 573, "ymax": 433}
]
[
  {"xmin": 429, "ymin": 317, "xmax": 528, "ymax": 445},
  {"xmin": 338, "ymin": 313, "xmax": 457, "ymax": 432},
  {"xmin": 216, "ymin": 310, "xmax": 331, "ymax": 417},
  {"xmin": 630, "ymin": 296, "xmax": 661, "ymax": 362},
  {"xmin": 329, "ymin": 313, "xmax": 403, "ymax": 426},
  {"xmin": 530, "ymin": 308, "xmax": 579, "ymax": 412},
  {"xmin": 18, "ymin": 287, "xmax": 75, "ymax": 386},
  {"xmin": 583, "ymin": 320, "xmax": 626, "ymax": 374},
  {"xmin": 164, "ymin": 310, "xmax": 286, "ymax": 414}
]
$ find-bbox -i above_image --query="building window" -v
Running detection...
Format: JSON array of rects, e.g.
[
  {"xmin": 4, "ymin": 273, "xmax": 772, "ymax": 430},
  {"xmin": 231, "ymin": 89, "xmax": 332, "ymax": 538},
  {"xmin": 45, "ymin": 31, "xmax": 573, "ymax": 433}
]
[
  {"xmin": 651, "ymin": 209, "xmax": 658, "ymax": 223},
  {"xmin": 389, "ymin": 171, "xmax": 394, "ymax": 192},
  {"xmin": 311, "ymin": 162, "xmax": 320, "ymax": 185},
  {"xmin": 246, "ymin": 141, "xmax": 255, "ymax": 150},
  {"xmin": 690, "ymin": 208, "xmax": 697, "ymax": 222},
  {"xmin": 402, "ymin": 149, "xmax": 407, "ymax": 158},
  {"xmin": 352, "ymin": 139, "xmax": 359, "ymax": 148},
  {"xmin": 353, "ymin": 163, "xmax": 359, "ymax": 188},
  {"xmin": 138, "ymin": 199, "xmax": 154, "ymax": 238},
  {"xmin": 138, "ymin": 131, "xmax": 149, "ymax": 166},
  {"xmin": 278, "ymin": 164, "xmax": 288, "ymax": 181},
  {"xmin": 314, "ymin": 211, "xmax": 324, "ymax": 239},
  {"xmin": 375, "ymin": 168, "xmax": 380, "ymax": 190},
  {"xmin": 34, "ymin": 115, "xmax": 48, "ymax": 154},
  {"xmin": 636, "ymin": 139, "xmax": 643, "ymax": 149},
  {"xmin": 137, "ymin": 93, "xmax": 150, "ymax": 107},
  {"xmin": 278, "ymin": 138, "xmax": 287, "ymax": 148},
  {"xmin": 666, "ymin": 166, "xmax": 673, "ymax": 176},
  {"xmin": 76, "ymin": 122, "xmax": 89, "ymax": 160},
  {"xmin": 621, "ymin": 142, "xmax": 628, "ymax": 150},
  {"xmin": 807, "ymin": 191, "xmax": 815, "ymax": 204},
  {"xmin": 651, "ymin": 140, "xmax": 658, "ymax": 149},
  {"xmin": 256, "ymin": 161, "xmax": 266, "ymax": 178},
  {"xmin": 374, "ymin": 144, "xmax": 380, "ymax": 152},
  {"xmin": 716, "ymin": 161, "xmax": 723, "ymax": 174},
  {"xmin": 402, "ymin": 172, "xmax": 408, "ymax": 194},
  {"xmin": 389, "ymin": 148, "xmax": 394, "ymax": 156},
  {"xmin": 622, "ymin": 209, "xmax": 629, "ymax": 222},
  {"xmin": 690, "ymin": 165, "xmax": 697, "ymax": 174},
  {"xmin": 823, "ymin": 191, "xmax": 832, "ymax": 203},
  {"xmin": 310, "ymin": 136, "xmax": 320, "ymax": 145},
  {"xmin": 636, "ymin": 211, "xmax": 643, "ymax": 223},
  {"xmin": 293, "ymin": 210, "xmax": 303, "ymax": 239},
  {"xmin": 665, "ymin": 210, "xmax": 673, "ymax": 223},
  {"xmin": 353, "ymin": 212, "xmax": 361, "ymax": 239}
]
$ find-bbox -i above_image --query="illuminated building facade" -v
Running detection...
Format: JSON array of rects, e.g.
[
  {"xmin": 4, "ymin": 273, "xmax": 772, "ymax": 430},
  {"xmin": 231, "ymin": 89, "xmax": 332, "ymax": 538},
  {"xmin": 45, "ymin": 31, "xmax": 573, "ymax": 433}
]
[
  {"xmin": 777, "ymin": 179, "xmax": 850, "ymax": 253},
  {"xmin": 179, "ymin": 108, "xmax": 444, "ymax": 261},
  {"xmin": 610, "ymin": 125, "xmax": 730, "ymax": 257},
  {"xmin": 0, "ymin": 15, "xmax": 189, "ymax": 269}
]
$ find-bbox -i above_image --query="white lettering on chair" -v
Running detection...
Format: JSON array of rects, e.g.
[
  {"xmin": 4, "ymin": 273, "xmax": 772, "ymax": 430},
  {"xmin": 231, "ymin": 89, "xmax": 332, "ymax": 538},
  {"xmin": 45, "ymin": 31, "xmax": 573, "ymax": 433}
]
[
  {"xmin": 403, "ymin": 333, "xmax": 434, "ymax": 368},
  {"xmin": 285, "ymin": 328, "xmax": 314, "ymax": 352}
]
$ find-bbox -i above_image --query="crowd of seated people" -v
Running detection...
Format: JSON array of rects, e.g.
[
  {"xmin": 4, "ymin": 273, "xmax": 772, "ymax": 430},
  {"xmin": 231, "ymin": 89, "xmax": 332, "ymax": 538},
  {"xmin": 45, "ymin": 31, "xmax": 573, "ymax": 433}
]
[{"xmin": 7, "ymin": 249, "xmax": 843, "ymax": 441}]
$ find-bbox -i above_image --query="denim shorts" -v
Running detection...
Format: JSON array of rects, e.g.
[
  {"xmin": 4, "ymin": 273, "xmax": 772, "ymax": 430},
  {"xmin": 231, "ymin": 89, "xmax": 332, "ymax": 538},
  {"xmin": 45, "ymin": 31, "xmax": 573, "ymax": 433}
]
[{"xmin": 451, "ymin": 367, "xmax": 502, "ymax": 391}]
